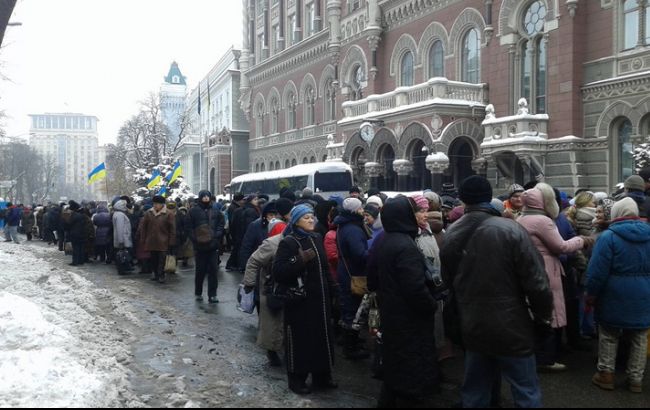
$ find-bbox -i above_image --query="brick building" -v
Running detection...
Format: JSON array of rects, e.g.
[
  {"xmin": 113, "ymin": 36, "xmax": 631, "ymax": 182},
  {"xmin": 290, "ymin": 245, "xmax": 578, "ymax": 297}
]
[{"xmin": 240, "ymin": 0, "xmax": 650, "ymax": 193}]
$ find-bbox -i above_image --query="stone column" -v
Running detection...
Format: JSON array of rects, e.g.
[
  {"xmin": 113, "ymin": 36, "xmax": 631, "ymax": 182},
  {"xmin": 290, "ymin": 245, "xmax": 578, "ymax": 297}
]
[
  {"xmin": 393, "ymin": 159, "xmax": 413, "ymax": 192},
  {"xmin": 278, "ymin": 0, "xmax": 286, "ymax": 50},
  {"xmin": 295, "ymin": 0, "xmax": 303, "ymax": 42},
  {"xmin": 314, "ymin": 0, "xmax": 322, "ymax": 32},
  {"xmin": 364, "ymin": 162, "xmax": 383, "ymax": 190},
  {"xmin": 426, "ymin": 152, "xmax": 449, "ymax": 192}
]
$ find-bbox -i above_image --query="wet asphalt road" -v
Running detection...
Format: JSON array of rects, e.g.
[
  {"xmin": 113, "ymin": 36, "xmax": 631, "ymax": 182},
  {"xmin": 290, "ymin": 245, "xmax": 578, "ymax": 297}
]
[{"xmin": 23, "ymin": 240, "xmax": 650, "ymax": 407}]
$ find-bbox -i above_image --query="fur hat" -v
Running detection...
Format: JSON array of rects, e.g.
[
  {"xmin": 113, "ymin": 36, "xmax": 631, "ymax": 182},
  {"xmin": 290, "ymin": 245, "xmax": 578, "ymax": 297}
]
[
  {"xmin": 152, "ymin": 196, "xmax": 166, "ymax": 204},
  {"xmin": 275, "ymin": 198, "xmax": 294, "ymax": 217}
]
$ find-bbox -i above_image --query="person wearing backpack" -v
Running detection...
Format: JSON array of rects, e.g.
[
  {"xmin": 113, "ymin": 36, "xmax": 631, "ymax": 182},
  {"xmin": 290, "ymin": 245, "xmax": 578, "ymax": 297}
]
[{"xmin": 187, "ymin": 190, "xmax": 225, "ymax": 303}]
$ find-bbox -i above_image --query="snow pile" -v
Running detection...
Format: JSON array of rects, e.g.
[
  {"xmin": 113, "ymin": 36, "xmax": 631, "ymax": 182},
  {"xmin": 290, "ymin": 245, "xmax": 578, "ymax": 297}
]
[{"xmin": 0, "ymin": 245, "xmax": 132, "ymax": 407}]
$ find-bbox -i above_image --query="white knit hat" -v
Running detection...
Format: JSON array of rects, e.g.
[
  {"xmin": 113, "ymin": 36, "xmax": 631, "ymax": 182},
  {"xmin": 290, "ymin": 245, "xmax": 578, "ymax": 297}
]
[
  {"xmin": 611, "ymin": 197, "xmax": 639, "ymax": 220},
  {"xmin": 343, "ymin": 197, "xmax": 363, "ymax": 213},
  {"xmin": 366, "ymin": 195, "xmax": 383, "ymax": 208}
]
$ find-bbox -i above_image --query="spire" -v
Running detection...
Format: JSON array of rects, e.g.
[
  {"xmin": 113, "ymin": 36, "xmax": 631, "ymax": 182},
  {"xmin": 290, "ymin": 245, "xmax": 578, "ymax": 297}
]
[{"xmin": 164, "ymin": 61, "xmax": 187, "ymax": 85}]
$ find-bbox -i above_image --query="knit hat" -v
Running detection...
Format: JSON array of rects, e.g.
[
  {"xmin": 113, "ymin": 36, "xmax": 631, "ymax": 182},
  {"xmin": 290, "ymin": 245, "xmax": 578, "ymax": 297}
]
[
  {"xmin": 364, "ymin": 204, "xmax": 380, "ymax": 220},
  {"xmin": 459, "ymin": 176, "xmax": 493, "ymax": 205},
  {"xmin": 261, "ymin": 201, "xmax": 278, "ymax": 217},
  {"xmin": 611, "ymin": 197, "xmax": 639, "ymax": 220},
  {"xmin": 366, "ymin": 195, "xmax": 384, "ymax": 208},
  {"xmin": 68, "ymin": 200, "xmax": 81, "ymax": 211},
  {"xmin": 491, "ymin": 198, "xmax": 505, "ymax": 214},
  {"xmin": 290, "ymin": 204, "xmax": 314, "ymax": 226},
  {"xmin": 279, "ymin": 187, "xmax": 297, "ymax": 202},
  {"xmin": 275, "ymin": 198, "xmax": 294, "ymax": 218},
  {"xmin": 198, "ymin": 190, "xmax": 212, "ymax": 200},
  {"xmin": 302, "ymin": 188, "xmax": 314, "ymax": 198},
  {"xmin": 343, "ymin": 197, "xmax": 363, "ymax": 213},
  {"xmin": 598, "ymin": 198, "xmax": 616, "ymax": 222},
  {"xmin": 349, "ymin": 186, "xmax": 362, "ymax": 195},
  {"xmin": 423, "ymin": 191, "xmax": 441, "ymax": 208},
  {"xmin": 624, "ymin": 175, "xmax": 646, "ymax": 192},
  {"xmin": 367, "ymin": 188, "xmax": 381, "ymax": 198},
  {"xmin": 410, "ymin": 194, "xmax": 429, "ymax": 211},
  {"xmin": 508, "ymin": 184, "xmax": 525, "ymax": 198},
  {"xmin": 152, "ymin": 195, "xmax": 166, "ymax": 204}
]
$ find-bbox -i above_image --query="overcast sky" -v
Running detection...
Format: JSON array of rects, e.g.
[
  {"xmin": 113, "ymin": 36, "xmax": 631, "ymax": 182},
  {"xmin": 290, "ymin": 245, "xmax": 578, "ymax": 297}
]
[{"xmin": 0, "ymin": 0, "xmax": 242, "ymax": 145}]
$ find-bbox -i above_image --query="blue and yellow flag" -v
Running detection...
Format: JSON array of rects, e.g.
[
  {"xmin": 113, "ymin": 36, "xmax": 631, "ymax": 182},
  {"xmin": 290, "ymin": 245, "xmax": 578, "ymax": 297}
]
[
  {"xmin": 88, "ymin": 163, "xmax": 107, "ymax": 185},
  {"xmin": 166, "ymin": 161, "xmax": 182, "ymax": 185},
  {"xmin": 147, "ymin": 169, "xmax": 162, "ymax": 190},
  {"xmin": 158, "ymin": 186, "xmax": 168, "ymax": 198}
]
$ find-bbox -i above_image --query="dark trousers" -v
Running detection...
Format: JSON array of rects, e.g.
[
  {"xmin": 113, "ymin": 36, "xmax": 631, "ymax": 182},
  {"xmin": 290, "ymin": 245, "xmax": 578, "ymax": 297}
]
[
  {"xmin": 226, "ymin": 243, "xmax": 240, "ymax": 270},
  {"xmin": 57, "ymin": 230, "xmax": 65, "ymax": 251},
  {"xmin": 72, "ymin": 241, "xmax": 85, "ymax": 265},
  {"xmin": 150, "ymin": 251, "xmax": 166, "ymax": 280},
  {"xmin": 95, "ymin": 245, "xmax": 111, "ymax": 262},
  {"xmin": 195, "ymin": 251, "xmax": 219, "ymax": 298},
  {"xmin": 26, "ymin": 232, "xmax": 32, "ymax": 241}
]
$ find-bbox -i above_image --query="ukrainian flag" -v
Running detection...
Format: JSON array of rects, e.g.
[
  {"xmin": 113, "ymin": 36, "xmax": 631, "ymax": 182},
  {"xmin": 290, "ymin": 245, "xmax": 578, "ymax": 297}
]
[
  {"xmin": 88, "ymin": 163, "xmax": 107, "ymax": 185},
  {"xmin": 166, "ymin": 161, "xmax": 182, "ymax": 185},
  {"xmin": 158, "ymin": 186, "xmax": 168, "ymax": 197},
  {"xmin": 147, "ymin": 169, "xmax": 162, "ymax": 189}
]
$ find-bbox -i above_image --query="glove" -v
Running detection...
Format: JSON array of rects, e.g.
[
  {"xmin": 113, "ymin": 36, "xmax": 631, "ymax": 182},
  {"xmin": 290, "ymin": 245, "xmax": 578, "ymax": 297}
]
[
  {"xmin": 299, "ymin": 248, "xmax": 317, "ymax": 263},
  {"xmin": 244, "ymin": 286, "xmax": 255, "ymax": 294}
]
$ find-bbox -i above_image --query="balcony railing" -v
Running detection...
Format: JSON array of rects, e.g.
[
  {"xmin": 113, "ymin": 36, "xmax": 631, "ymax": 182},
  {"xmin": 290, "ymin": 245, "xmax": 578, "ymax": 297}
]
[
  {"xmin": 251, "ymin": 121, "xmax": 336, "ymax": 149},
  {"xmin": 341, "ymin": 78, "xmax": 488, "ymax": 120}
]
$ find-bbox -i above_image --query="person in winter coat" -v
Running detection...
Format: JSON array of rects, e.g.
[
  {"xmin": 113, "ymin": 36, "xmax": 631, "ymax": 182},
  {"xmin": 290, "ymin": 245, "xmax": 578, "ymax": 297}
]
[
  {"xmin": 315, "ymin": 200, "xmax": 337, "ymax": 237},
  {"xmin": 21, "ymin": 206, "xmax": 35, "ymax": 241},
  {"xmin": 364, "ymin": 204, "xmax": 383, "ymax": 250},
  {"xmin": 375, "ymin": 195, "xmax": 438, "ymax": 407},
  {"xmin": 238, "ymin": 201, "xmax": 278, "ymax": 271},
  {"xmin": 112, "ymin": 200, "xmax": 133, "ymax": 274},
  {"xmin": 141, "ymin": 196, "xmax": 176, "ymax": 283},
  {"xmin": 518, "ymin": 183, "xmax": 591, "ymax": 372},
  {"xmin": 187, "ymin": 190, "xmax": 225, "ymax": 303},
  {"xmin": 623, "ymin": 175, "xmax": 649, "ymax": 220},
  {"xmin": 35, "ymin": 206, "xmax": 45, "ymax": 240},
  {"xmin": 334, "ymin": 197, "xmax": 370, "ymax": 361},
  {"xmin": 82, "ymin": 208, "xmax": 96, "ymax": 262},
  {"xmin": 243, "ymin": 218, "xmax": 288, "ymax": 367},
  {"xmin": 4, "ymin": 203, "xmax": 21, "ymax": 244},
  {"xmin": 175, "ymin": 206, "xmax": 193, "ymax": 268},
  {"xmin": 272, "ymin": 205, "xmax": 338, "ymax": 395},
  {"xmin": 566, "ymin": 191, "xmax": 597, "ymax": 236},
  {"xmin": 45, "ymin": 204, "xmax": 62, "ymax": 247},
  {"xmin": 441, "ymin": 176, "xmax": 553, "ymax": 408},
  {"xmin": 503, "ymin": 184, "xmax": 525, "ymax": 220},
  {"xmin": 65, "ymin": 201, "xmax": 88, "ymax": 266},
  {"xmin": 225, "ymin": 194, "xmax": 246, "ymax": 271},
  {"xmin": 93, "ymin": 206, "xmax": 113, "ymax": 263},
  {"xmin": 587, "ymin": 197, "xmax": 650, "ymax": 393}
]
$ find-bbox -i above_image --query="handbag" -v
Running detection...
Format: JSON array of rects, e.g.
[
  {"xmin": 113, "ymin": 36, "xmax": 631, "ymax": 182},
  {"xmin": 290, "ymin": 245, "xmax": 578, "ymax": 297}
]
[
  {"xmin": 268, "ymin": 236, "xmax": 308, "ymax": 308},
  {"xmin": 422, "ymin": 254, "xmax": 449, "ymax": 301},
  {"xmin": 164, "ymin": 255, "xmax": 177, "ymax": 273},
  {"xmin": 116, "ymin": 249, "xmax": 132, "ymax": 266},
  {"xmin": 337, "ymin": 232, "xmax": 368, "ymax": 297},
  {"xmin": 368, "ymin": 292, "xmax": 381, "ymax": 330}
]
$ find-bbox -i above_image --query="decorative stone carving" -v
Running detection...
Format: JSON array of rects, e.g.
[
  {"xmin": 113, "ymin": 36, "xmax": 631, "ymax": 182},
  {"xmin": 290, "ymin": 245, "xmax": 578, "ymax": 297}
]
[
  {"xmin": 517, "ymin": 98, "xmax": 529, "ymax": 115},
  {"xmin": 431, "ymin": 114, "xmax": 444, "ymax": 137},
  {"xmin": 426, "ymin": 152, "xmax": 449, "ymax": 174},
  {"xmin": 364, "ymin": 161, "xmax": 384, "ymax": 178},
  {"xmin": 566, "ymin": 0, "xmax": 578, "ymax": 18},
  {"xmin": 485, "ymin": 104, "xmax": 496, "ymax": 120},
  {"xmin": 393, "ymin": 159, "xmax": 414, "ymax": 176},
  {"xmin": 471, "ymin": 157, "xmax": 488, "ymax": 174}
]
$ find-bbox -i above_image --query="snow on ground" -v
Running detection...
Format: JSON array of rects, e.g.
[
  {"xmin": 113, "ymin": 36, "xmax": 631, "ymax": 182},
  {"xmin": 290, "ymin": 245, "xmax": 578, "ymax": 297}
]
[{"xmin": 0, "ymin": 243, "xmax": 132, "ymax": 407}]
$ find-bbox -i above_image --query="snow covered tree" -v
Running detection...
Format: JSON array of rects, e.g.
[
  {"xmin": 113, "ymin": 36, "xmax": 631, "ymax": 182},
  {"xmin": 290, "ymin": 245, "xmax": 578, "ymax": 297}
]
[
  {"xmin": 634, "ymin": 142, "xmax": 650, "ymax": 171},
  {"xmin": 131, "ymin": 156, "xmax": 194, "ymax": 203}
]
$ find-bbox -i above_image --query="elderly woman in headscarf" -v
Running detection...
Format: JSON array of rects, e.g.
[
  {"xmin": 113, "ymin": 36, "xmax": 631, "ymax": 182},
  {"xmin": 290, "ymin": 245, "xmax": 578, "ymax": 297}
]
[{"xmin": 272, "ymin": 205, "xmax": 338, "ymax": 395}]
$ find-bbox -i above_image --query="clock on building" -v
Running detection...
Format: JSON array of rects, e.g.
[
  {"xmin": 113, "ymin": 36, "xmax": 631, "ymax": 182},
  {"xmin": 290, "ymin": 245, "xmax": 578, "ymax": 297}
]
[{"xmin": 360, "ymin": 122, "xmax": 375, "ymax": 143}]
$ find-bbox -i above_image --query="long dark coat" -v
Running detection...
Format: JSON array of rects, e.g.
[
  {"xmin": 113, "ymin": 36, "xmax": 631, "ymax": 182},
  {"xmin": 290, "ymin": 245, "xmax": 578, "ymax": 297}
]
[
  {"xmin": 272, "ymin": 230, "xmax": 337, "ymax": 376},
  {"xmin": 93, "ymin": 209, "xmax": 112, "ymax": 246},
  {"xmin": 377, "ymin": 196, "xmax": 439, "ymax": 399}
]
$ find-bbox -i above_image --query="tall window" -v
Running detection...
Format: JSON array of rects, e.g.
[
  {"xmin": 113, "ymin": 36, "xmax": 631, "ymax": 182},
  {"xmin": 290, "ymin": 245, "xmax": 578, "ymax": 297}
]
[
  {"xmin": 287, "ymin": 92, "xmax": 297, "ymax": 130},
  {"xmin": 288, "ymin": 14, "xmax": 296, "ymax": 46},
  {"xmin": 306, "ymin": 3, "xmax": 315, "ymax": 36},
  {"xmin": 400, "ymin": 51, "xmax": 414, "ymax": 86},
  {"xmin": 520, "ymin": 1, "xmax": 547, "ymax": 113},
  {"xmin": 428, "ymin": 40, "xmax": 445, "ymax": 78},
  {"xmin": 270, "ymin": 98, "xmax": 279, "ymax": 134},
  {"xmin": 616, "ymin": 119, "xmax": 635, "ymax": 180},
  {"xmin": 624, "ymin": 0, "xmax": 640, "ymax": 49},
  {"xmin": 325, "ymin": 79, "xmax": 337, "ymax": 121},
  {"xmin": 304, "ymin": 86, "xmax": 316, "ymax": 126},
  {"xmin": 351, "ymin": 65, "xmax": 364, "ymax": 101},
  {"xmin": 255, "ymin": 102, "xmax": 264, "ymax": 138},
  {"xmin": 462, "ymin": 29, "xmax": 480, "ymax": 83}
]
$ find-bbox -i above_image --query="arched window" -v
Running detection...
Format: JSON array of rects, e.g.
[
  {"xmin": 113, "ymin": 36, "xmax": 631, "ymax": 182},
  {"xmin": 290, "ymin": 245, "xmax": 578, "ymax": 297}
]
[
  {"xmin": 261, "ymin": 163, "xmax": 266, "ymax": 172},
  {"xmin": 462, "ymin": 29, "xmax": 480, "ymax": 84},
  {"xmin": 255, "ymin": 102, "xmax": 264, "ymax": 138},
  {"xmin": 428, "ymin": 40, "xmax": 445, "ymax": 78},
  {"xmin": 310, "ymin": 156, "xmax": 317, "ymax": 163},
  {"xmin": 400, "ymin": 51, "xmax": 414, "ymax": 86},
  {"xmin": 291, "ymin": 158, "xmax": 298, "ymax": 167},
  {"xmin": 302, "ymin": 157, "xmax": 309, "ymax": 164},
  {"xmin": 615, "ymin": 118, "xmax": 635, "ymax": 181},
  {"xmin": 304, "ymin": 86, "xmax": 316, "ymax": 126},
  {"xmin": 269, "ymin": 162, "xmax": 275, "ymax": 171},
  {"xmin": 520, "ymin": 1, "xmax": 547, "ymax": 113},
  {"xmin": 270, "ymin": 98, "xmax": 279, "ymax": 134},
  {"xmin": 287, "ymin": 92, "xmax": 297, "ymax": 130},
  {"xmin": 624, "ymin": 0, "xmax": 640, "ymax": 49},
  {"xmin": 275, "ymin": 160, "xmax": 281, "ymax": 170},
  {"xmin": 351, "ymin": 65, "xmax": 364, "ymax": 101},
  {"xmin": 255, "ymin": 164, "xmax": 260, "ymax": 173},
  {"xmin": 324, "ymin": 79, "xmax": 336, "ymax": 122},
  {"xmin": 285, "ymin": 159, "xmax": 291, "ymax": 168}
]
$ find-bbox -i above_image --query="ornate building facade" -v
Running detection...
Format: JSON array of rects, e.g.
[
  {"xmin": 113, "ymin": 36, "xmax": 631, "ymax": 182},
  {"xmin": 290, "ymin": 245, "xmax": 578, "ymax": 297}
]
[{"xmin": 241, "ymin": 0, "xmax": 650, "ymax": 194}]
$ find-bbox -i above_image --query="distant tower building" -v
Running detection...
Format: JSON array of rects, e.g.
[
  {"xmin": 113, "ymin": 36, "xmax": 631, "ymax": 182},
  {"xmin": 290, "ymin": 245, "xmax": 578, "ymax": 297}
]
[{"xmin": 160, "ymin": 61, "xmax": 187, "ymax": 143}]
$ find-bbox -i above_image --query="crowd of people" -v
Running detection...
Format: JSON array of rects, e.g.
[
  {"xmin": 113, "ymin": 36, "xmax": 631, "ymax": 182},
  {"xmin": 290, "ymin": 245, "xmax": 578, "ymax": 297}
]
[{"xmin": 2, "ymin": 169, "xmax": 650, "ymax": 407}]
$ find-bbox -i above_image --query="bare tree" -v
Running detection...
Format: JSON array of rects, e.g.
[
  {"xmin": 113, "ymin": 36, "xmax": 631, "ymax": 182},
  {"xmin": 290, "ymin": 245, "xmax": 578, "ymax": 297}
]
[
  {"xmin": 0, "ymin": 0, "xmax": 17, "ymax": 48},
  {"xmin": 0, "ymin": 141, "xmax": 43, "ymax": 204}
]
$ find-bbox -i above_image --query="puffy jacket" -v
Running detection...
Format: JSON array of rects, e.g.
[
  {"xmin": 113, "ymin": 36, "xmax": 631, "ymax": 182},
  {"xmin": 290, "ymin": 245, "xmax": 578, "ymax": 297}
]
[
  {"xmin": 7, "ymin": 207, "xmax": 21, "ymax": 227},
  {"xmin": 187, "ymin": 203, "xmax": 225, "ymax": 252},
  {"xmin": 441, "ymin": 205, "xmax": 553, "ymax": 357},
  {"xmin": 586, "ymin": 219, "xmax": 650, "ymax": 329},
  {"xmin": 334, "ymin": 211, "xmax": 369, "ymax": 277},
  {"xmin": 65, "ymin": 210, "xmax": 87, "ymax": 243},
  {"xmin": 93, "ymin": 208, "xmax": 112, "ymax": 246},
  {"xmin": 112, "ymin": 201, "xmax": 132, "ymax": 248}
]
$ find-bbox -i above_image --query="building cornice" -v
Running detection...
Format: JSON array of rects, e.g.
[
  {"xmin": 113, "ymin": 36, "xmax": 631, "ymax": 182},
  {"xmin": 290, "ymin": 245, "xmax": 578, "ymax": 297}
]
[
  {"xmin": 582, "ymin": 70, "xmax": 650, "ymax": 101},
  {"xmin": 246, "ymin": 31, "xmax": 330, "ymax": 86},
  {"xmin": 382, "ymin": 0, "xmax": 462, "ymax": 31}
]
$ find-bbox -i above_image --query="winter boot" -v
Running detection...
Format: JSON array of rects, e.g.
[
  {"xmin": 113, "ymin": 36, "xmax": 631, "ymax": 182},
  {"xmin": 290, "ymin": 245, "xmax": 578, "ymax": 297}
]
[
  {"xmin": 267, "ymin": 350, "xmax": 282, "ymax": 367},
  {"xmin": 344, "ymin": 329, "xmax": 370, "ymax": 361},
  {"xmin": 592, "ymin": 371, "xmax": 615, "ymax": 391},
  {"xmin": 288, "ymin": 374, "xmax": 311, "ymax": 395},
  {"xmin": 628, "ymin": 379, "xmax": 643, "ymax": 393}
]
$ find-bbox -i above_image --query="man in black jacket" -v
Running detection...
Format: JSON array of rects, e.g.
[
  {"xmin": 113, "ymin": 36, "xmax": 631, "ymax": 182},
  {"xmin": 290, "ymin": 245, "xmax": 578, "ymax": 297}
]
[
  {"xmin": 440, "ymin": 176, "xmax": 553, "ymax": 408},
  {"xmin": 187, "ymin": 190, "xmax": 225, "ymax": 303},
  {"xmin": 225, "ymin": 193, "xmax": 245, "ymax": 271},
  {"xmin": 65, "ymin": 200, "xmax": 87, "ymax": 266}
]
